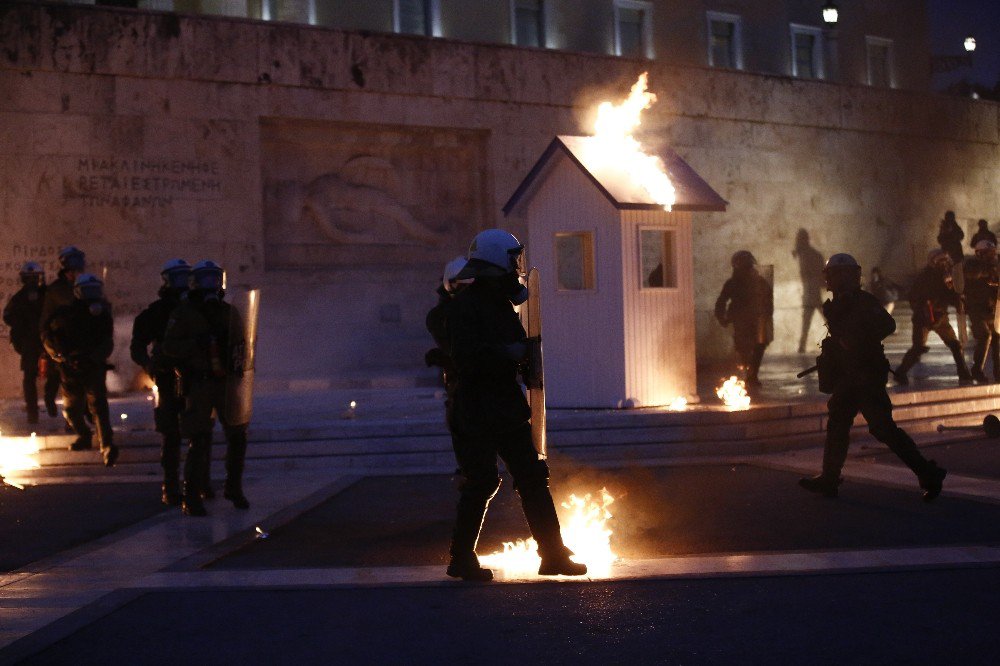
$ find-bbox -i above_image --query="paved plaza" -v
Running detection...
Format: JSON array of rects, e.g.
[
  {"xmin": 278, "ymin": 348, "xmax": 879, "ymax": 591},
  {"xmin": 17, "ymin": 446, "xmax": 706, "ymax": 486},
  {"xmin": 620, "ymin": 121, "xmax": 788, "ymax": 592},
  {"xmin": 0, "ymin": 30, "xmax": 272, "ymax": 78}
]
[{"xmin": 3, "ymin": 350, "xmax": 1000, "ymax": 664}]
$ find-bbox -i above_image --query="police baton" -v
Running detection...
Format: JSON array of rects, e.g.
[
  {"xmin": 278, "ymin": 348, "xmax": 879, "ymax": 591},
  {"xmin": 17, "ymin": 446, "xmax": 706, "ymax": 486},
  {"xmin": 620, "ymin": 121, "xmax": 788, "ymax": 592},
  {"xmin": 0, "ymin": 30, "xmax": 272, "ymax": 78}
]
[
  {"xmin": 796, "ymin": 365, "xmax": 818, "ymax": 379},
  {"xmin": 936, "ymin": 414, "xmax": 1000, "ymax": 439}
]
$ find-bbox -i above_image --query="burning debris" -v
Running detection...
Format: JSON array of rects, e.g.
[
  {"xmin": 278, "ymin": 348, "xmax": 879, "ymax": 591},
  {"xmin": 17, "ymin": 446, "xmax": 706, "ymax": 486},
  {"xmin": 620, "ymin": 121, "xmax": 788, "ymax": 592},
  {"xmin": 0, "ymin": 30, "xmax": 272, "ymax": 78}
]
[
  {"xmin": 479, "ymin": 488, "xmax": 616, "ymax": 580},
  {"xmin": 586, "ymin": 72, "xmax": 676, "ymax": 211},
  {"xmin": 716, "ymin": 376, "xmax": 751, "ymax": 410}
]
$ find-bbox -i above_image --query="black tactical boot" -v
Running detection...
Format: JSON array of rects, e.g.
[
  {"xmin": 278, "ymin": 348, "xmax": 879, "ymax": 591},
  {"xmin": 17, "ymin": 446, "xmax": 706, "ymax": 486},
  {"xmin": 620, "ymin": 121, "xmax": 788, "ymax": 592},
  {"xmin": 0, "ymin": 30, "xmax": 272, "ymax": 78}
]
[
  {"xmin": 68, "ymin": 434, "xmax": 93, "ymax": 451},
  {"xmin": 446, "ymin": 553, "xmax": 493, "ymax": 582},
  {"xmin": 161, "ymin": 479, "xmax": 182, "ymax": 506},
  {"xmin": 798, "ymin": 474, "xmax": 842, "ymax": 498},
  {"xmin": 102, "ymin": 444, "xmax": 119, "ymax": 467},
  {"xmin": 45, "ymin": 396, "xmax": 58, "ymax": 418},
  {"xmin": 223, "ymin": 478, "xmax": 250, "ymax": 510},
  {"xmin": 538, "ymin": 546, "xmax": 588, "ymax": 576},
  {"xmin": 919, "ymin": 461, "xmax": 947, "ymax": 502},
  {"xmin": 182, "ymin": 437, "xmax": 209, "ymax": 516},
  {"xmin": 223, "ymin": 429, "xmax": 249, "ymax": 509},
  {"xmin": 181, "ymin": 492, "xmax": 207, "ymax": 517},
  {"xmin": 972, "ymin": 368, "xmax": 989, "ymax": 384}
]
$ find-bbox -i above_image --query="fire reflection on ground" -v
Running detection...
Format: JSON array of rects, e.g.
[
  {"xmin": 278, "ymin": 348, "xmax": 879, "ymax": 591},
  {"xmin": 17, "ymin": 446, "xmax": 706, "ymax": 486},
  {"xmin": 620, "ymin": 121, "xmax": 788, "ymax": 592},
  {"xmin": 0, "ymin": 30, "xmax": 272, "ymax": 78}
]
[{"xmin": 480, "ymin": 489, "xmax": 616, "ymax": 581}]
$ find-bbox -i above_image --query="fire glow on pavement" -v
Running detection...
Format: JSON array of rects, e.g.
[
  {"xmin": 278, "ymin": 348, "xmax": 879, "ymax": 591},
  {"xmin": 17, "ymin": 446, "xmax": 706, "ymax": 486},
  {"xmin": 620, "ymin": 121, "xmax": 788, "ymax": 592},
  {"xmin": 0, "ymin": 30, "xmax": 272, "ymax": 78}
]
[
  {"xmin": 479, "ymin": 489, "xmax": 616, "ymax": 580},
  {"xmin": 0, "ymin": 430, "xmax": 40, "ymax": 489}
]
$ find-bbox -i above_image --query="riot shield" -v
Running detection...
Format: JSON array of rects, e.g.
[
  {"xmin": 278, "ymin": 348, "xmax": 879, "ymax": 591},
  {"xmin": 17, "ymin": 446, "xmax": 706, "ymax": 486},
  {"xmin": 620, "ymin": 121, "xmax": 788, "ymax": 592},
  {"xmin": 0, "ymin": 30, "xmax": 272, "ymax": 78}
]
[
  {"xmin": 520, "ymin": 268, "xmax": 546, "ymax": 459},
  {"xmin": 224, "ymin": 288, "xmax": 260, "ymax": 426}
]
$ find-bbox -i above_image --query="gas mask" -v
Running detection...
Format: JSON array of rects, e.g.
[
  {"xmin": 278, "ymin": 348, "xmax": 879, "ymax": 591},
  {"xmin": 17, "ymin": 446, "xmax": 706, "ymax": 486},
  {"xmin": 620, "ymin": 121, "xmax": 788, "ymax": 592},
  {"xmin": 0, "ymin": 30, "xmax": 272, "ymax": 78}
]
[{"xmin": 504, "ymin": 272, "xmax": 529, "ymax": 306}]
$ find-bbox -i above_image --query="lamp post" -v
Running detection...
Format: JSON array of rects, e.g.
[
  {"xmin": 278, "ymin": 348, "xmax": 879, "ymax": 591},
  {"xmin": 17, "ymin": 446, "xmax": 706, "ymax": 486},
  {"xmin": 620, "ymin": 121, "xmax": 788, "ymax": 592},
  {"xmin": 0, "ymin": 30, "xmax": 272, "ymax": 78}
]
[
  {"xmin": 822, "ymin": 2, "xmax": 839, "ymax": 26},
  {"xmin": 821, "ymin": 2, "xmax": 839, "ymax": 81}
]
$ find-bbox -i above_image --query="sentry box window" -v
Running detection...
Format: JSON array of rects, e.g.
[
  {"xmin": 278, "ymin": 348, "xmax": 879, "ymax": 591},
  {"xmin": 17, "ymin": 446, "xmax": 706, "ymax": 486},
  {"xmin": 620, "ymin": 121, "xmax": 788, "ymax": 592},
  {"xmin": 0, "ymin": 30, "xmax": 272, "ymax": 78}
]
[
  {"xmin": 640, "ymin": 228, "xmax": 676, "ymax": 289},
  {"xmin": 554, "ymin": 232, "xmax": 595, "ymax": 290}
]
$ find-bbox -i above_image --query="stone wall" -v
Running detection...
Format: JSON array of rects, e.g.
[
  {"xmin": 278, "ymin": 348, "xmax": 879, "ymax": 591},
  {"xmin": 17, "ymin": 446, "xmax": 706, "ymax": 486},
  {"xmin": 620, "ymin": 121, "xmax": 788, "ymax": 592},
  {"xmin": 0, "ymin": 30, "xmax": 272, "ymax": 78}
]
[{"xmin": 0, "ymin": 2, "xmax": 997, "ymax": 397}]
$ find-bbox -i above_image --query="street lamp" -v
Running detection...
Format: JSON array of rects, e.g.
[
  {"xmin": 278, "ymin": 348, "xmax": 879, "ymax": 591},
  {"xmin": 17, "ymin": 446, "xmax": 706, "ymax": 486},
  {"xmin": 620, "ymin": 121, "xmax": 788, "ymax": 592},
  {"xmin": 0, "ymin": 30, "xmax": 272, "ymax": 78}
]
[
  {"xmin": 822, "ymin": 2, "xmax": 839, "ymax": 26},
  {"xmin": 964, "ymin": 36, "xmax": 976, "ymax": 53}
]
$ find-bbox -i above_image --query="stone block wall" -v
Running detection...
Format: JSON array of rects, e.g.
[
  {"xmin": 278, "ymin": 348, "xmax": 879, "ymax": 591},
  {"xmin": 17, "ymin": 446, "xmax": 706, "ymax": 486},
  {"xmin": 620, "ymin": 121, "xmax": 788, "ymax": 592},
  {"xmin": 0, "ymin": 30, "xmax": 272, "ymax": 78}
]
[{"xmin": 0, "ymin": 2, "xmax": 997, "ymax": 397}]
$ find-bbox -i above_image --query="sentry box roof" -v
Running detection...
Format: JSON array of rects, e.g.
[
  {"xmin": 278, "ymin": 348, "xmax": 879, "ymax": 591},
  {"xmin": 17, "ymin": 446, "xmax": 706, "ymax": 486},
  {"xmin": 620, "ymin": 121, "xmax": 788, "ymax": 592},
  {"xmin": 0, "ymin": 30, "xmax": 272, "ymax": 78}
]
[{"xmin": 503, "ymin": 135, "xmax": 728, "ymax": 215}]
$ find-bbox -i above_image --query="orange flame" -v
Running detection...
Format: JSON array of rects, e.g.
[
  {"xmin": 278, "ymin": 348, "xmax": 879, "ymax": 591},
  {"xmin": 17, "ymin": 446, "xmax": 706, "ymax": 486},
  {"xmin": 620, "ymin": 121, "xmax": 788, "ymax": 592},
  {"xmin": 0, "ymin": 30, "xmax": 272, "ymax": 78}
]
[
  {"xmin": 715, "ymin": 376, "xmax": 751, "ymax": 410},
  {"xmin": 591, "ymin": 72, "xmax": 675, "ymax": 211},
  {"xmin": 479, "ymin": 489, "xmax": 616, "ymax": 579},
  {"xmin": 0, "ymin": 430, "xmax": 40, "ymax": 486}
]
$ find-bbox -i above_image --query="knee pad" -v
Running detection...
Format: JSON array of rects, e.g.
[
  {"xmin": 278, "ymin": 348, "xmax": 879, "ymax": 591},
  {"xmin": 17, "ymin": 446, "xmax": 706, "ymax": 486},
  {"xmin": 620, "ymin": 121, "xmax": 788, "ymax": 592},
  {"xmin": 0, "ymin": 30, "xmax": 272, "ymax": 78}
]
[{"xmin": 460, "ymin": 474, "xmax": 501, "ymax": 503}]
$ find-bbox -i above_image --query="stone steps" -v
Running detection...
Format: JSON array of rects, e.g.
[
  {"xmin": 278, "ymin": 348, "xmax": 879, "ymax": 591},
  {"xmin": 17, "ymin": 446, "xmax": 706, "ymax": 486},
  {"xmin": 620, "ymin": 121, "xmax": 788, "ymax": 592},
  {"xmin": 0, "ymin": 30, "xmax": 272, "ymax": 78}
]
[{"xmin": 27, "ymin": 383, "xmax": 1000, "ymax": 473}]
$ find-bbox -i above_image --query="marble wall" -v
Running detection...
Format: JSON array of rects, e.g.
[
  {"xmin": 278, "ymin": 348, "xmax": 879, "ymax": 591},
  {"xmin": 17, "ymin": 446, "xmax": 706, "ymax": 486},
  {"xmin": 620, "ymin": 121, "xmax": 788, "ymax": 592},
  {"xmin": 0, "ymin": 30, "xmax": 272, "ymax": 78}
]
[{"xmin": 0, "ymin": 2, "xmax": 997, "ymax": 396}]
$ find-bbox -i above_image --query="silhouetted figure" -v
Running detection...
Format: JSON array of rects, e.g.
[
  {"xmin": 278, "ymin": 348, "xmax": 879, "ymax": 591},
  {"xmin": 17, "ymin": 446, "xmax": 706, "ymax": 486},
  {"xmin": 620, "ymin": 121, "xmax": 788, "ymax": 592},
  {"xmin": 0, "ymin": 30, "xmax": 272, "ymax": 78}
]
[
  {"xmin": 714, "ymin": 250, "xmax": 773, "ymax": 393},
  {"xmin": 798, "ymin": 253, "xmax": 946, "ymax": 501},
  {"xmin": 792, "ymin": 229, "xmax": 825, "ymax": 353},
  {"xmin": 869, "ymin": 267, "xmax": 900, "ymax": 315},
  {"xmin": 963, "ymin": 240, "xmax": 1000, "ymax": 383},
  {"xmin": 895, "ymin": 249, "xmax": 972, "ymax": 385},
  {"xmin": 3, "ymin": 262, "xmax": 48, "ymax": 424},
  {"xmin": 937, "ymin": 210, "xmax": 965, "ymax": 265},
  {"xmin": 970, "ymin": 219, "xmax": 997, "ymax": 249}
]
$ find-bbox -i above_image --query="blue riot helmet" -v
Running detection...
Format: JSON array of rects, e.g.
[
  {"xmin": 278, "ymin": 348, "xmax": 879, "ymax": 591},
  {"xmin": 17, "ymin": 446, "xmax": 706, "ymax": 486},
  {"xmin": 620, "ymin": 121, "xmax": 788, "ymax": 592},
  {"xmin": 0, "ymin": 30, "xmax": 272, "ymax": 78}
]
[
  {"xmin": 58, "ymin": 246, "xmax": 86, "ymax": 272},
  {"xmin": 19, "ymin": 261, "xmax": 45, "ymax": 288},
  {"xmin": 190, "ymin": 260, "xmax": 225, "ymax": 300},
  {"xmin": 73, "ymin": 273, "xmax": 104, "ymax": 301},
  {"xmin": 161, "ymin": 258, "xmax": 192, "ymax": 292}
]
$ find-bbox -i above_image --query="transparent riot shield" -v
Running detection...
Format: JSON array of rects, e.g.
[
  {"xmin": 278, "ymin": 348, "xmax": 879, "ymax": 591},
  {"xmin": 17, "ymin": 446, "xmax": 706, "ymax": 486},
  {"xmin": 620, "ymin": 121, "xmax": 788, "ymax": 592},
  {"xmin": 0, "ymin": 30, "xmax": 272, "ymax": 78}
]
[{"xmin": 224, "ymin": 288, "xmax": 260, "ymax": 426}]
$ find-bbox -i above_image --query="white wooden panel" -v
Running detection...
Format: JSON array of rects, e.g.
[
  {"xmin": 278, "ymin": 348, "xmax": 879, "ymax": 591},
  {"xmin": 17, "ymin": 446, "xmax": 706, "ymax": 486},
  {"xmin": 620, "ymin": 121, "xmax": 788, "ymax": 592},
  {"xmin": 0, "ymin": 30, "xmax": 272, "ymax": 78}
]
[
  {"xmin": 620, "ymin": 209, "xmax": 697, "ymax": 406},
  {"xmin": 524, "ymin": 154, "xmax": 626, "ymax": 408}
]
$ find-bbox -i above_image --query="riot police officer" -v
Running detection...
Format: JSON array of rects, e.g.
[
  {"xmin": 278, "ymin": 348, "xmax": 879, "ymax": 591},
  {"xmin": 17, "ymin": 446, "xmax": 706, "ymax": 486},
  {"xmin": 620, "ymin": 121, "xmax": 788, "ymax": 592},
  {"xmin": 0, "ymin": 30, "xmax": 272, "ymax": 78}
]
[
  {"xmin": 4, "ymin": 262, "xmax": 49, "ymax": 423},
  {"xmin": 41, "ymin": 246, "xmax": 89, "ymax": 439},
  {"xmin": 963, "ymin": 240, "xmax": 1000, "ymax": 383},
  {"xmin": 445, "ymin": 229, "xmax": 586, "ymax": 581},
  {"xmin": 895, "ymin": 249, "xmax": 973, "ymax": 385},
  {"xmin": 799, "ymin": 254, "xmax": 946, "ymax": 501},
  {"xmin": 41, "ymin": 274, "xmax": 119, "ymax": 467},
  {"xmin": 714, "ymin": 250, "xmax": 773, "ymax": 393},
  {"xmin": 131, "ymin": 259, "xmax": 192, "ymax": 505},
  {"xmin": 162, "ymin": 260, "xmax": 249, "ymax": 517},
  {"xmin": 425, "ymin": 256, "xmax": 469, "ymax": 409}
]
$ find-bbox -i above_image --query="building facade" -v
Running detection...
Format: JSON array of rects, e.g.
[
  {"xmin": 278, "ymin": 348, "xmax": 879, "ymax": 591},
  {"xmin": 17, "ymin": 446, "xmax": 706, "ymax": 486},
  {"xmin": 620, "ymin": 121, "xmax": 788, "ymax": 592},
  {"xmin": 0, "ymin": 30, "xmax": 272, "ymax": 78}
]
[
  {"xmin": 62, "ymin": 0, "xmax": 931, "ymax": 90},
  {"xmin": 0, "ymin": 1, "xmax": 996, "ymax": 398}
]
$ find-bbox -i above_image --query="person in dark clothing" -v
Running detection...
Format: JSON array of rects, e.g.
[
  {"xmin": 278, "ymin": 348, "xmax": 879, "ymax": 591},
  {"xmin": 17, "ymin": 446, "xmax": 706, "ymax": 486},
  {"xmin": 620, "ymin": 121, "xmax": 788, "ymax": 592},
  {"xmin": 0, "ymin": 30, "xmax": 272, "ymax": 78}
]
[
  {"xmin": 41, "ymin": 274, "xmax": 119, "ymax": 467},
  {"xmin": 963, "ymin": 240, "xmax": 1000, "ymax": 383},
  {"xmin": 895, "ymin": 249, "xmax": 973, "ymax": 385},
  {"xmin": 445, "ymin": 229, "xmax": 586, "ymax": 582},
  {"xmin": 425, "ymin": 256, "xmax": 470, "ymax": 427},
  {"xmin": 131, "ymin": 259, "xmax": 192, "ymax": 506},
  {"xmin": 937, "ymin": 210, "xmax": 965, "ymax": 265},
  {"xmin": 799, "ymin": 253, "xmax": 946, "ymax": 501},
  {"xmin": 970, "ymin": 219, "xmax": 996, "ymax": 249},
  {"xmin": 162, "ymin": 260, "xmax": 249, "ymax": 517},
  {"xmin": 3, "ymin": 262, "xmax": 48, "ymax": 424},
  {"xmin": 41, "ymin": 246, "xmax": 88, "ymax": 436},
  {"xmin": 714, "ymin": 250, "xmax": 773, "ymax": 393}
]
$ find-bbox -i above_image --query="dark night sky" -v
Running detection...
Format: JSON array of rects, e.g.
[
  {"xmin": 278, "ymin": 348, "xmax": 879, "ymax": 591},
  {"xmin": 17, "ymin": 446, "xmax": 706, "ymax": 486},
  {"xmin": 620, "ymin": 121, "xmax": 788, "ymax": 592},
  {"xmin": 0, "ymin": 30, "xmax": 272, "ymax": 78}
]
[{"xmin": 926, "ymin": 0, "xmax": 1000, "ymax": 89}]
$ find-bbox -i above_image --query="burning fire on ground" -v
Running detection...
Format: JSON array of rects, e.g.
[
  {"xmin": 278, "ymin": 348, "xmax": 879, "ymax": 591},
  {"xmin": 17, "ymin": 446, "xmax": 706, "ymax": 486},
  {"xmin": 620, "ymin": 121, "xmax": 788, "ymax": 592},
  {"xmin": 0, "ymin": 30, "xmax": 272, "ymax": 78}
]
[
  {"xmin": 0, "ymin": 430, "xmax": 41, "ymax": 489},
  {"xmin": 588, "ymin": 72, "xmax": 676, "ymax": 211},
  {"xmin": 716, "ymin": 376, "xmax": 751, "ymax": 410},
  {"xmin": 479, "ymin": 488, "xmax": 616, "ymax": 579}
]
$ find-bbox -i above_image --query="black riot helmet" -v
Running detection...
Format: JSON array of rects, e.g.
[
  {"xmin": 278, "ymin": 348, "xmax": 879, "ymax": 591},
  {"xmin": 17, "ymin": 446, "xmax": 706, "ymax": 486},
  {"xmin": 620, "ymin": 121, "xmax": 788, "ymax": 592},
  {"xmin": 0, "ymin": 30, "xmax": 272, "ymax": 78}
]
[
  {"xmin": 73, "ymin": 273, "xmax": 104, "ymax": 301},
  {"xmin": 823, "ymin": 253, "xmax": 862, "ymax": 292},
  {"xmin": 730, "ymin": 250, "xmax": 757, "ymax": 271}
]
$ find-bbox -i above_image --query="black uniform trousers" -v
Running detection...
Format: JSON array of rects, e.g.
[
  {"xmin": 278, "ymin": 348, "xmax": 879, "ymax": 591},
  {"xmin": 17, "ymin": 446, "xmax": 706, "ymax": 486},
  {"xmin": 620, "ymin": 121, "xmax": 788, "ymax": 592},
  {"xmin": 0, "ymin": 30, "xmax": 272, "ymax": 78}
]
[
  {"xmin": 897, "ymin": 317, "xmax": 971, "ymax": 380},
  {"xmin": 59, "ymin": 364, "xmax": 113, "ymax": 451},
  {"xmin": 153, "ymin": 371, "xmax": 184, "ymax": 483},
  {"xmin": 821, "ymin": 383, "xmax": 930, "ymax": 480},
  {"xmin": 969, "ymin": 314, "xmax": 1000, "ymax": 379},
  {"xmin": 179, "ymin": 376, "xmax": 248, "ymax": 497},
  {"xmin": 450, "ymin": 422, "xmax": 563, "ymax": 560}
]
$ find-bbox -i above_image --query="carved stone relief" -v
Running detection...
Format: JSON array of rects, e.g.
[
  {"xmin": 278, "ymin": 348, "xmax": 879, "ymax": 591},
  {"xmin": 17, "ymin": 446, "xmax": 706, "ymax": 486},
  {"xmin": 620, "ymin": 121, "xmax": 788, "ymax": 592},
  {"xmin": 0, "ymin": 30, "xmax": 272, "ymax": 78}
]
[{"xmin": 261, "ymin": 119, "xmax": 489, "ymax": 269}]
